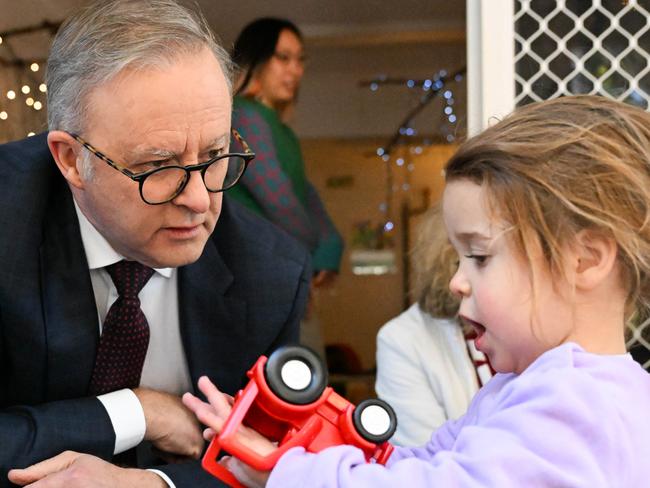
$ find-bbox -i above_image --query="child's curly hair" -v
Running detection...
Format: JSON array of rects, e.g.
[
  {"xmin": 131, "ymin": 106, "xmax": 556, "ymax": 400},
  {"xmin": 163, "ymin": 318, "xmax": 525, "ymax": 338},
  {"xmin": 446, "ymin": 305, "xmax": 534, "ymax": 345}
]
[{"xmin": 412, "ymin": 205, "xmax": 460, "ymax": 319}]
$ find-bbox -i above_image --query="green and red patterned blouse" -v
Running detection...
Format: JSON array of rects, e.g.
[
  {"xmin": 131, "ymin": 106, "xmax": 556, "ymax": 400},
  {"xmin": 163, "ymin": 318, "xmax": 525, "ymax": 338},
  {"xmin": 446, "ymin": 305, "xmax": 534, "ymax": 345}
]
[{"xmin": 228, "ymin": 96, "xmax": 343, "ymax": 272}]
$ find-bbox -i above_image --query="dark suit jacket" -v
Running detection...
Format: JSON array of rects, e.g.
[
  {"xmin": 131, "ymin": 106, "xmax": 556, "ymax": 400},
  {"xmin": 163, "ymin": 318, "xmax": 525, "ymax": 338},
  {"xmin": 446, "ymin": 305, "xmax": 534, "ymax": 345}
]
[{"xmin": 0, "ymin": 133, "xmax": 311, "ymax": 487}]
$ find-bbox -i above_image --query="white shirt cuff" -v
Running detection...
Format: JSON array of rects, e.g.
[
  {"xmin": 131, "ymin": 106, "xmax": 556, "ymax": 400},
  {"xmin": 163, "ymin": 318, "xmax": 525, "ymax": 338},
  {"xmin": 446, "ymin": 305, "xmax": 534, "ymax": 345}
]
[
  {"xmin": 148, "ymin": 469, "xmax": 177, "ymax": 488},
  {"xmin": 97, "ymin": 388, "xmax": 146, "ymax": 454}
]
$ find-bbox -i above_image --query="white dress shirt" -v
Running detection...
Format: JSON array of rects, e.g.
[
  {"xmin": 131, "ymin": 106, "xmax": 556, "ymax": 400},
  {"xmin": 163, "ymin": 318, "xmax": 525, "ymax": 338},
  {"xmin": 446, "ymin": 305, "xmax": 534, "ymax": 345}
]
[{"xmin": 74, "ymin": 202, "xmax": 191, "ymax": 486}]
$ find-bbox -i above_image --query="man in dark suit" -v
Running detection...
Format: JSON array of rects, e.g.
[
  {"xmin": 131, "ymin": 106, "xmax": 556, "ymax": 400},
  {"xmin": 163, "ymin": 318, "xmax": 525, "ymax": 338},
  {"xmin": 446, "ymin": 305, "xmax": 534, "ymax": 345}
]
[{"xmin": 1, "ymin": 1, "xmax": 310, "ymax": 487}]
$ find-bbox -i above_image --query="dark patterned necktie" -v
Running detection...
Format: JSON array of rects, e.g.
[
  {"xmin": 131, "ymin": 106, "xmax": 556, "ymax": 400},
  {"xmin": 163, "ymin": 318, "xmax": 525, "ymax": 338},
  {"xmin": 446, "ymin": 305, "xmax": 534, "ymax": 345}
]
[{"xmin": 89, "ymin": 260, "xmax": 155, "ymax": 395}]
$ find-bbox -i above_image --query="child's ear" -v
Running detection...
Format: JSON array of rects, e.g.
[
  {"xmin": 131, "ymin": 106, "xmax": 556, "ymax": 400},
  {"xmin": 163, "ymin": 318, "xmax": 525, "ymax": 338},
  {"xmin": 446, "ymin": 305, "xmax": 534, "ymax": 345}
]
[
  {"xmin": 47, "ymin": 130, "xmax": 85, "ymax": 189},
  {"xmin": 572, "ymin": 229, "xmax": 618, "ymax": 290}
]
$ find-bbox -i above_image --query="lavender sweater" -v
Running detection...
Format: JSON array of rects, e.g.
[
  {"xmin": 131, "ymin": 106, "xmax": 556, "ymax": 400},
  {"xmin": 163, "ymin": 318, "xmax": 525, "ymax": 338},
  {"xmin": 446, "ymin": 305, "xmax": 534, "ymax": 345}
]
[{"xmin": 268, "ymin": 343, "xmax": 650, "ymax": 487}]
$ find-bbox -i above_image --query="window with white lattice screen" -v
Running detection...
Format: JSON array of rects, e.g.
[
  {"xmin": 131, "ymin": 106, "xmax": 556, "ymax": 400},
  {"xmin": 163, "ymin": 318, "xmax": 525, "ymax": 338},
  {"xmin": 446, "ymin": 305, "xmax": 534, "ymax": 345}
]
[{"xmin": 514, "ymin": 0, "xmax": 650, "ymax": 109}]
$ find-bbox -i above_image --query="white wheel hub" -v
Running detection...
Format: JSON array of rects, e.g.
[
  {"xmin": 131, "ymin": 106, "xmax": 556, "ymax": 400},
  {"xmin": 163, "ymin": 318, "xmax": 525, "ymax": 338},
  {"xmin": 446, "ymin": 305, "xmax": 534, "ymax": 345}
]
[
  {"xmin": 280, "ymin": 359, "xmax": 312, "ymax": 390},
  {"xmin": 360, "ymin": 405, "xmax": 391, "ymax": 436}
]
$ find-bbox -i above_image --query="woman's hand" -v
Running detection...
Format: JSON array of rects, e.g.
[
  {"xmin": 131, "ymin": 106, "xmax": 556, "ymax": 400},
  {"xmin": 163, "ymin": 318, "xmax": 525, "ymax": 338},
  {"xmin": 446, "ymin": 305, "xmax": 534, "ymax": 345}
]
[
  {"xmin": 312, "ymin": 270, "xmax": 337, "ymax": 288},
  {"xmin": 182, "ymin": 376, "xmax": 275, "ymax": 487}
]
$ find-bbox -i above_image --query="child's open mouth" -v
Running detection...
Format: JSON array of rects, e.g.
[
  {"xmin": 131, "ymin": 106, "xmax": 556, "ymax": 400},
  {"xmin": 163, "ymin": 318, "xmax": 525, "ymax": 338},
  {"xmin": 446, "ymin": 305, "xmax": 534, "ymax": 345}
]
[{"xmin": 461, "ymin": 316, "xmax": 487, "ymax": 349}]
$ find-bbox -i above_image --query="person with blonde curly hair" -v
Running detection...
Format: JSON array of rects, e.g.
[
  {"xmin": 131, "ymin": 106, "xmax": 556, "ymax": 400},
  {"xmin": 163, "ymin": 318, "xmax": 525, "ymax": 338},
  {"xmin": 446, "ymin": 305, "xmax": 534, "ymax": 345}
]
[{"xmin": 374, "ymin": 205, "xmax": 491, "ymax": 446}]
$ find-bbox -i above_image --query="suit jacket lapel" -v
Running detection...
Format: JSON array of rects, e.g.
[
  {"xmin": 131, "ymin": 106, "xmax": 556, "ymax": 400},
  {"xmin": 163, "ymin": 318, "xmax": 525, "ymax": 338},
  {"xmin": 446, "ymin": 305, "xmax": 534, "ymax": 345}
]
[
  {"xmin": 40, "ymin": 185, "xmax": 99, "ymax": 400},
  {"xmin": 39, "ymin": 183, "xmax": 249, "ymax": 399},
  {"xmin": 178, "ymin": 240, "xmax": 248, "ymax": 395}
]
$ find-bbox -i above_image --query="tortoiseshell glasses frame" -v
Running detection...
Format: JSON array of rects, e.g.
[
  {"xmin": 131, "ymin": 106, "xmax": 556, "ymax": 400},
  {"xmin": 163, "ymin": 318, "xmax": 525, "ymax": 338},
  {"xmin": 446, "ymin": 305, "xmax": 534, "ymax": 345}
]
[{"xmin": 66, "ymin": 128, "xmax": 255, "ymax": 205}]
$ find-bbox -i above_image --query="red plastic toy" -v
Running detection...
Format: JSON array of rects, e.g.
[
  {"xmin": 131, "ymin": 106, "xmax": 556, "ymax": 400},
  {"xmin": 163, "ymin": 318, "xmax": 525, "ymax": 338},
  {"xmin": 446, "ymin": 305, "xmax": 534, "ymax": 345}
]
[{"xmin": 202, "ymin": 345, "xmax": 397, "ymax": 487}]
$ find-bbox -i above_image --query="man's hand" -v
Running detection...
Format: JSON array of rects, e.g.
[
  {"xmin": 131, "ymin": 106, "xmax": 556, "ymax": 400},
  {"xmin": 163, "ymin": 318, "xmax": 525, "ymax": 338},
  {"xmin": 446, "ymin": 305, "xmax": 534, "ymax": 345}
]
[
  {"xmin": 134, "ymin": 388, "xmax": 204, "ymax": 459},
  {"xmin": 7, "ymin": 451, "xmax": 167, "ymax": 488},
  {"xmin": 183, "ymin": 376, "xmax": 273, "ymax": 487}
]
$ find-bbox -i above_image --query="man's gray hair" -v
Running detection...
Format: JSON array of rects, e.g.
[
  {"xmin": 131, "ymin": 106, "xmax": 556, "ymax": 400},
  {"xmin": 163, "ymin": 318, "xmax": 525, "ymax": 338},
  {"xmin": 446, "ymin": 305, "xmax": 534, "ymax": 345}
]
[{"xmin": 46, "ymin": 0, "xmax": 233, "ymax": 133}]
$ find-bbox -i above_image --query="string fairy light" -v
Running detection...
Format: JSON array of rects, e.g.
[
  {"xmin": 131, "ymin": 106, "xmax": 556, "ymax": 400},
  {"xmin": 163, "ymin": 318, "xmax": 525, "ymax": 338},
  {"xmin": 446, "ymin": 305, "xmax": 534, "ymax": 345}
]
[
  {"xmin": 0, "ymin": 22, "xmax": 57, "ymax": 131},
  {"xmin": 359, "ymin": 67, "xmax": 466, "ymax": 238}
]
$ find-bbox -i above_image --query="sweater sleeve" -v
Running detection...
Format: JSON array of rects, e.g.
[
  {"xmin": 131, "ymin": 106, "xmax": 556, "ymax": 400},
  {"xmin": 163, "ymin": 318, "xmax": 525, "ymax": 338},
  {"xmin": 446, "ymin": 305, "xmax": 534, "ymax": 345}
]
[
  {"xmin": 304, "ymin": 182, "xmax": 343, "ymax": 272},
  {"xmin": 267, "ymin": 365, "xmax": 627, "ymax": 487},
  {"xmin": 232, "ymin": 105, "xmax": 319, "ymax": 250}
]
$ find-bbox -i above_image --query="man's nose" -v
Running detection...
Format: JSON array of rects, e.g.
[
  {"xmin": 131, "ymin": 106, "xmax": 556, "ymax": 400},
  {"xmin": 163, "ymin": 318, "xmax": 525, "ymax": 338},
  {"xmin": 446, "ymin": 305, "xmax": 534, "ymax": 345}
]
[{"xmin": 172, "ymin": 170, "xmax": 210, "ymax": 213}]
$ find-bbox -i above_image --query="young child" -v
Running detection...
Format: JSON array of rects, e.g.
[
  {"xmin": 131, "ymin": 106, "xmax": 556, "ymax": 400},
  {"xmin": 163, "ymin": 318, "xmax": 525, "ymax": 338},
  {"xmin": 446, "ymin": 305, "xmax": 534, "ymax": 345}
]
[
  {"xmin": 375, "ymin": 205, "xmax": 491, "ymax": 447},
  {"xmin": 183, "ymin": 95, "xmax": 650, "ymax": 487}
]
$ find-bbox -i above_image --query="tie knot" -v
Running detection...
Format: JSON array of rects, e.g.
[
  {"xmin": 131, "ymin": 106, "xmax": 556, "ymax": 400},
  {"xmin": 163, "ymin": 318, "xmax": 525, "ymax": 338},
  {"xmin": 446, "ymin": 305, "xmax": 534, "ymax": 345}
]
[{"xmin": 106, "ymin": 260, "xmax": 155, "ymax": 298}]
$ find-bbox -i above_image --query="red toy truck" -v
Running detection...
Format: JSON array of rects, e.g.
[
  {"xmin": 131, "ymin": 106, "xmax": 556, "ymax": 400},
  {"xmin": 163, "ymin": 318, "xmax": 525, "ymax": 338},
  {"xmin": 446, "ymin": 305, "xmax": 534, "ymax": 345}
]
[{"xmin": 202, "ymin": 345, "xmax": 397, "ymax": 487}]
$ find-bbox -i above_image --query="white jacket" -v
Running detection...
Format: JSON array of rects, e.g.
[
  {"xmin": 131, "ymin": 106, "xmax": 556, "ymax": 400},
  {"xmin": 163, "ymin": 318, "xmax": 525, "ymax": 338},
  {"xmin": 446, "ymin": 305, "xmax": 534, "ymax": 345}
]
[{"xmin": 375, "ymin": 304, "xmax": 479, "ymax": 446}]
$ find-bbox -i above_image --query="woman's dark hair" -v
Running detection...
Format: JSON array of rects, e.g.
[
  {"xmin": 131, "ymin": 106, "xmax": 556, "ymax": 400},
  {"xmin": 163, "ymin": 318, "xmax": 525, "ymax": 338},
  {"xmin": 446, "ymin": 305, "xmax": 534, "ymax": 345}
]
[{"xmin": 232, "ymin": 17, "xmax": 302, "ymax": 95}]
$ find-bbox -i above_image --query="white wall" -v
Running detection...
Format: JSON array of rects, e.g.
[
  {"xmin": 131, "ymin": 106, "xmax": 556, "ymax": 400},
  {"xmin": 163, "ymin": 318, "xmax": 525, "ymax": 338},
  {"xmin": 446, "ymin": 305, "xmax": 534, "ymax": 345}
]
[{"xmin": 294, "ymin": 42, "xmax": 467, "ymax": 139}]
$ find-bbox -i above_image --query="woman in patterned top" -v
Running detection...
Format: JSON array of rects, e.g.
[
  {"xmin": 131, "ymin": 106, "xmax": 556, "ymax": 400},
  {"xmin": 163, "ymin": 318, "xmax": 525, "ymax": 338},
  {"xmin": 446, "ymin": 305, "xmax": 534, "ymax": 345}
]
[{"xmin": 228, "ymin": 18, "xmax": 343, "ymax": 280}]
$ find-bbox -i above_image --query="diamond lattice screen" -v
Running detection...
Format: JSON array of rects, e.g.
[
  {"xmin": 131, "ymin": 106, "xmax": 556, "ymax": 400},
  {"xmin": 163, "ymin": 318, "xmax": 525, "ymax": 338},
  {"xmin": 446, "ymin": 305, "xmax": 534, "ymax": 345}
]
[
  {"xmin": 515, "ymin": 0, "xmax": 650, "ymax": 107},
  {"xmin": 514, "ymin": 0, "xmax": 650, "ymax": 367}
]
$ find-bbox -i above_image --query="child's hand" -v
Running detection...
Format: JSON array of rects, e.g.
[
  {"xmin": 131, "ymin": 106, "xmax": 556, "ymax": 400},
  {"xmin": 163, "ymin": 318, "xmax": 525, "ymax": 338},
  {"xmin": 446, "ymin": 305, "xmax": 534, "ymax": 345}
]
[{"xmin": 182, "ymin": 376, "xmax": 275, "ymax": 487}]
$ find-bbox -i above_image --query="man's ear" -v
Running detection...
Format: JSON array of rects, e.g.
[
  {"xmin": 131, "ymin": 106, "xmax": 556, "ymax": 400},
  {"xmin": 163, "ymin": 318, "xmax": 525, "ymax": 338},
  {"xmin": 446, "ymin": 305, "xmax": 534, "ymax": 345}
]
[
  {"xmin": 572, "ymin": 229, "xmax": 618, "ymax": 291},
  {"xmin": 47, "ymin": 130, "xmax": 85, "ymax": 189}
]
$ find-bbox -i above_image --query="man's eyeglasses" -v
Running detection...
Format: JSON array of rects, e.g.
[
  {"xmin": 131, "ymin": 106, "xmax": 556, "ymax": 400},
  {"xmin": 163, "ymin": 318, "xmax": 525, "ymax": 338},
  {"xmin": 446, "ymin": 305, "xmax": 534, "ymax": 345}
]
[{"xmin": 66, "ymin": 129, "xmax": 255, "ymax": 205}]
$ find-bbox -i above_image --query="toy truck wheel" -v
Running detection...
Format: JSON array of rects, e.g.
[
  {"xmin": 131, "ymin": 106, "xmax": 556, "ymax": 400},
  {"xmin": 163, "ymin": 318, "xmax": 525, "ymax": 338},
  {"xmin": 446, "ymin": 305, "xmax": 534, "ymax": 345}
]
[
  {"xmin": 265, "ymin": 345, "xmax": 327, "ymax": 405},
  {"xmin": 352, "ymin": 399, "xmax": 397, "ymax": 444}
]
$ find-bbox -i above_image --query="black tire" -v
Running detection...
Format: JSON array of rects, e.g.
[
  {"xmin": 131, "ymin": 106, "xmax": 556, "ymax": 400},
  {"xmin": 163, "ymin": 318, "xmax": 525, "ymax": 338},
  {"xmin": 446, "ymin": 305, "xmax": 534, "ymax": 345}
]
[
  {"xmin": 264, "ymin": 345, "xmax": 327, "ymax": 405},
  {"xmin": 352, "ymin": 399, "xmax": 397, "ymax": 443}
]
